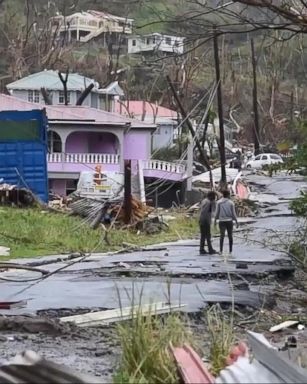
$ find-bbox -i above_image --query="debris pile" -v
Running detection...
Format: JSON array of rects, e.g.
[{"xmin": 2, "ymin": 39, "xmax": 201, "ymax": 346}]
[
  {"xmin": 68, "ymin": 196, "xmax": 154, "ymax": 229},
  {"xmin": 0, "ymin": 184, "xmax": 37, "ymax": 207}
]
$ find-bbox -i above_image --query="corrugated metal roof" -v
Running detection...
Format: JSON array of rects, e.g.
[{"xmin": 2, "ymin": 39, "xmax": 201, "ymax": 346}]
[
  {"xmin": 216, "ymin": 332, "xmax": 307, "ymax": 384},
  {"xmin": 115, "ymin": 100, "xmax": 178, "ymax": 121},
  {"xmin": 0, "ymin": 350, "xmax": 102, "ymax": 383},
  {"xmin": 7, "ymin": 70, "xmax": 99, "ymax": 91},
  {"xmin": 0, "ymin": 94, "xmax": 156, "ymax": 129}
]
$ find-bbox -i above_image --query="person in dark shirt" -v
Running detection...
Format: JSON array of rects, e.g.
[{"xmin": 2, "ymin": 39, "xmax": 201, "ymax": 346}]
[{"xmin": 199, "ymin": 191, "xmax": 217, "ymax": 255}]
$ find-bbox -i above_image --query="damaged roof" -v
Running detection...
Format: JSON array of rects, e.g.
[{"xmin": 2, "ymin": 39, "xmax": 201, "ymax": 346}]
[{"xmin": 0, "ymin": 94, "xmax": 156, "ymax": 129}]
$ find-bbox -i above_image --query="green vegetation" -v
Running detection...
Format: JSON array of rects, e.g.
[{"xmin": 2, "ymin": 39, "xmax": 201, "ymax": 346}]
[
  {"xmin": 0, "ymin": 207, "xmax": 199, "ymax": 259},
  {"xmin": 206, "ymin": 304, "xmax": 235, "ymax": 376},
  {"xmin": 114, "ymin": 304, "xmax": 190, "ymax": 383}
]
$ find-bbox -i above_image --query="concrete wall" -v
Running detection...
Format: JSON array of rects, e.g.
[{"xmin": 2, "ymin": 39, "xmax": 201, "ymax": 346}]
[
  {"xmin": 128, "ymin": 35, "xmax": 184, "ymax": 54},
  {"xmin": 49, "ymin": 179, "xmax": 66, "ymax": 196},
  {"xmin": 88, "ymin": 132, "xmax": 119, "ymax": 153},
  {"xmin": 65, "ymin": 132, "xmax": 89, "ymax": 153},
  {"xmin": 9, "ymin": 89, "xmax": 90, "ymax": 106},
  {"xmin": 65, "ymin": 132, "xmax": 118, "ymax": 154},
  {"xmin": 124, "ymin": 130, "xmax": 151, "ymax": 160}
]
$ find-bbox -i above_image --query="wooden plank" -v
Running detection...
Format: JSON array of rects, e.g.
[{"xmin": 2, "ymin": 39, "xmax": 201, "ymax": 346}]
[
  {"xmin": 171, "ymin": 344, "xmax": 215, "ymax": 384},
  {"xmin": 60, "ymin": 302, "xmax": 186, "ymax": 327}
]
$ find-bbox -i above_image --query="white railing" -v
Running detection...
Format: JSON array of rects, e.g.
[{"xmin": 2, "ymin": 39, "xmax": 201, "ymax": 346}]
[
  {"xmin": 48, "ymin": 153, "xmax": 119, "ymax": 164},
  {"xmin": 142, "ymin": 160, "xmax": 186, "ymax": 174}
]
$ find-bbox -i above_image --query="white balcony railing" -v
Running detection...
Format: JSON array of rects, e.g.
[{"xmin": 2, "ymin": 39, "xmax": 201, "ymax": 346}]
[
  {"xmin": 48, "ymin": 153, "xmax": 120, "ymax": 164},
  {"xmin": 142, "ymin": 160, "xmax": 186, "ymax": 174}
]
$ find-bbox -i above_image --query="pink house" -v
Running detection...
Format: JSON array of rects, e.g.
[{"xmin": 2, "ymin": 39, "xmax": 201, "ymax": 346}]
[
  {"xmin": 0, "ymin": 94, "xmax": 186, "ymax": 197},
  {"xmin": 115, "ymin": 100, "xmax": 179, "ymax": 150}
]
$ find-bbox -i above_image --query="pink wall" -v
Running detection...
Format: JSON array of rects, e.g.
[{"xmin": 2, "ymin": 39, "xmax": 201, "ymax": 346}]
[
  {"xmin": 124, "ymin": 131, "xmax": 150, "ymax": 160},
  {"xmin": 88, "ymin": 132, "xmax": 118, "ymax": 154},
  {"xmin": 66, "ymin": 132, "xmax": 89, "ymax": 153},
  {"xmin": 65, "ymin": 132, "xmax": 118, "ymax": 154},
  {"xmin": 49, "ymin": 179, "xmax": 66, "ymax": 196}
]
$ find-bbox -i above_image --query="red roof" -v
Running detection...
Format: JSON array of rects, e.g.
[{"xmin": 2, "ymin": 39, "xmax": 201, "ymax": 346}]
[
  {"xmin": 115, "ymin": 100, "xmax": 177, "ymax": 120},
  {"xmin": 0, "ymin": 94, "xmax": 155, "ymax": 129}
]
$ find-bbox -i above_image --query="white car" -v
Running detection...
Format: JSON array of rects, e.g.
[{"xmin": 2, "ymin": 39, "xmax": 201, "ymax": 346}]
[{"xmin": 246, "ymin": 153, "xmax": 283, "ymax": 169}]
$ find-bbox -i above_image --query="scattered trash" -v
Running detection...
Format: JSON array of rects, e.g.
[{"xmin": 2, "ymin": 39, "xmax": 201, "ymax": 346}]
[
  {"xmin": 269, "ymin": 320, "xmax": 299, "ymax": 333},
  {"xmin": 60, "ymin": 302, "xmax": 186, "ymax": 327},
  {"xmin": 0, "ymin": 300, "xmax": 27, "ymax": 310},
  {"xmin": 0, "ymin": 350, "xmax": 101, "ymax": 383}
]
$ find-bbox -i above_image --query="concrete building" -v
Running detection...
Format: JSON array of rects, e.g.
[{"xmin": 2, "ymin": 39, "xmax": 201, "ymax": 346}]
[
  {"xmin": 128, "ymin": 33, "xmax": 185, "ymax": 55},
  {"xmin": 50, "ymin": 10, "xmax": 133, "ymax": 45},
  {"xmin": 115, "ymin": 100, "xmax": 179, "ymax": 150},
  {"xmin": 6, "ymin": 70, "xmax": 124, "ymax": 112}
]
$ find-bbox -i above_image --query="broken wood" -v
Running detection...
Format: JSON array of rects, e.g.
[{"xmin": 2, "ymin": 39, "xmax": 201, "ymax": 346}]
[
  {"xmin": 269, "ymin": 320, "xmax": 299, "ymax": 333},
  {"xmin": 60, "ymin": 302, "xmax": 186, "ymax": 327}
]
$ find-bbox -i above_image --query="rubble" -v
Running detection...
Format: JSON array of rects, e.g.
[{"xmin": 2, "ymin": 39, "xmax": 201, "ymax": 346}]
[{"xmin": 0, "ymin": 183, "xmax": 39, "ymax": 207}]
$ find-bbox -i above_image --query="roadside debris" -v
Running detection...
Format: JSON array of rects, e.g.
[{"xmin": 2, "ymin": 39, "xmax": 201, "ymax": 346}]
[
  {"xmin": 0, "ymin": 300, "xmax": 27, "ymax": 310},
  {"xmin": 270, "ymin": 320, "xmax": 300, "ymax": 333},
  {"xmin": 173, "ymin": 331, "xmax": 307, "ymax": 384},
  {"xmin": 0, "ymin": 183, "xmax": 39, "ymax": 207},
  {"xmin": 0, "ymin": 350, "xmax": 101, "ymax": 384},
  {"xmin": 60, "ymin": 302, "xmax": 186, "ymax": 327}
]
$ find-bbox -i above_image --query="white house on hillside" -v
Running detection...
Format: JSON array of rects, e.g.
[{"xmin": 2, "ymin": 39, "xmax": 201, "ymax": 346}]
[
  {"xmin": 51, "ymin": 10, "xmax": 133, "ymax": 45},
  {"xmin": 6, "ymin": 70, "xmax": 124, "ymax": 112},
  {"xmin": 128, "ymin": 33, "xmax": 185, "ymax": 55}
]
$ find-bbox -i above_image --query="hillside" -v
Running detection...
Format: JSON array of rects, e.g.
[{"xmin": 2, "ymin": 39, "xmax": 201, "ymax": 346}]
[{"xmin": 0, "ymin": 0, "xmax": 306, "ymax": 149}]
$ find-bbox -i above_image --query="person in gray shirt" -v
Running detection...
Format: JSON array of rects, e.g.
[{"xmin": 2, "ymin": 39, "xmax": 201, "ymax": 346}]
[
  {"xmin": 199, "ymin": 191, "xmax": 217, "ymax": 255},
  {"xmin": 214, "ymin": 190, "xmax": 238, "ymax": 255}
]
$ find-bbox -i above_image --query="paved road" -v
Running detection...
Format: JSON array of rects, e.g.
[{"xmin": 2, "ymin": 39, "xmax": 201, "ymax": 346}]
[{"xmin": 1, "ymin": 173, "xmax": 306, "ymax": 314}]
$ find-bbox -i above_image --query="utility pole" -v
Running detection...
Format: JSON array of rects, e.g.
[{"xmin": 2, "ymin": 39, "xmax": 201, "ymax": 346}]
[
  {"xmin": 124, "ymin": 160, "xmax": 132, "ymax": 224},
  {"xmin": 213, "ymin": 28, "xmax": 227, "ymax": 188},
  {"xmin": 166, "ymin": 76, "xmax": 213, "ymax": 189},
  {"xmin": 251, "ymin": 38, "xmax": 260, "ymax": 155}
]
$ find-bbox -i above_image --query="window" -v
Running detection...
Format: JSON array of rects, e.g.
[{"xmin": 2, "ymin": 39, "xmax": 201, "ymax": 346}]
[
  {"xmin": 58, "ymin": 91, "xmax": 71, "ymax": 104},
  {"xmin": 174, "ymin": 40, "xmax": 179, "ymax": 47},
  {"xmin": 28, "ymin": 90, "xmax": 40, "ymax": 103},
  {"xmin": 270, "ymin": 154, "xmax": 281, "ymax": 160},
  {"xmin": 165, "ymin": 37, "xmax": 172, "ymax": 45},
  {"xmin": 132, "ymin": 39, "xmax": 136, "ymax": 46},
  {"xmin": 146, "ymin": 38, "xmax": 150, "ymax": 45},
  {"xmin": 254, "ymin": 155, "xmax": 261, "ymax": 161},
  {"xmin": 261, "ymin": 155, "xmax": 268, "ymax": 160},
  {"xmin": 48, "ymin": 131, "xmax": 62, "ymax": 153}
]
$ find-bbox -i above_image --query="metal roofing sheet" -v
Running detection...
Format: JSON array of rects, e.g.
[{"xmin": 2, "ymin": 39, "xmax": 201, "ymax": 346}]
[
  {"xmin": 0, "ymin": 94, "xmax": 156, "ymax": 129},
  {"xmin": 0, "ymin": 350, "xmax": 102, "ymax": 383}
]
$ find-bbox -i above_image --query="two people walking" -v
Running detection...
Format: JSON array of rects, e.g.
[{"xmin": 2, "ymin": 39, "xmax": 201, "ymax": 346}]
[{"xmin": 199, "ymin": 190, "xmax": 238, "ymax": 255}]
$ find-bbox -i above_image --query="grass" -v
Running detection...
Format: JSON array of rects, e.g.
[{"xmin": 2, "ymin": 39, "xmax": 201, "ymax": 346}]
[
  {"xmin": 114, "ymin": 299, "xmax": 191, "ymax": 384},
  {"xmin": 206, "ymin": 304, "xmax": 235, "ymax": 376},
  {"xmin": 0, "ymin": 207, "xmax": 200, "ymax": 259}
]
